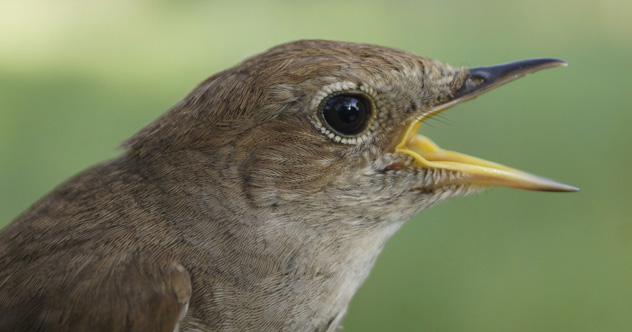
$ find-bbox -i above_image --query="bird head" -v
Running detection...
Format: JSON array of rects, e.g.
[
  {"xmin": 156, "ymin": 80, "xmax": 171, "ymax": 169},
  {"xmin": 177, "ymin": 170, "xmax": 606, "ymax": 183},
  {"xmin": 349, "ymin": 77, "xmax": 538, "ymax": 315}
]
[{"xmin": 125, "ymin": 40, "xmax": 576, "ymax": 228}]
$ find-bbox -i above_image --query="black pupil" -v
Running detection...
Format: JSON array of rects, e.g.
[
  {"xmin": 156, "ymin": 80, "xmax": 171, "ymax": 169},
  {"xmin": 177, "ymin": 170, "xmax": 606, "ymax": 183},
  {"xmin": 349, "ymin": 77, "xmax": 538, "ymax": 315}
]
[{"xmin": 322, "ymin": 95, "xmax": 369, "ymax": 136}]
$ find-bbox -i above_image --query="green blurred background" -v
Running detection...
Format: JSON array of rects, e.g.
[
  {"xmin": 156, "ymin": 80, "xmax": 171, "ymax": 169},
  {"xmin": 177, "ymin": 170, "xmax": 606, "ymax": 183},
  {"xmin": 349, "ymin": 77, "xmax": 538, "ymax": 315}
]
[{"xmin": 1, "ymin": 0, "xmax": 630, "ymax": 331}]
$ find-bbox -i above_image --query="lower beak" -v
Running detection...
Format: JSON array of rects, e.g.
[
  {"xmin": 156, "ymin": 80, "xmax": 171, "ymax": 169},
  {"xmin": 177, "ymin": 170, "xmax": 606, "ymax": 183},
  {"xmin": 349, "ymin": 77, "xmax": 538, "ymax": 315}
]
[
  {"xmin": 395, "ymin": 58, "xmax": 578, "ymax": 192},
  {"xmin": 396, "ymin": 121, "xmax": 578, "ymax": 192}
]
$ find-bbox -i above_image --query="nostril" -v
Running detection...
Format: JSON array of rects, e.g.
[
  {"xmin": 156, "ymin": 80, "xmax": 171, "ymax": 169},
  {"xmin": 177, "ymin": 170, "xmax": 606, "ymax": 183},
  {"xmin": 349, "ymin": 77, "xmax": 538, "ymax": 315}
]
[{"xmin": 467, "ymin": 75, "xmax": 486, "ymax": 88}]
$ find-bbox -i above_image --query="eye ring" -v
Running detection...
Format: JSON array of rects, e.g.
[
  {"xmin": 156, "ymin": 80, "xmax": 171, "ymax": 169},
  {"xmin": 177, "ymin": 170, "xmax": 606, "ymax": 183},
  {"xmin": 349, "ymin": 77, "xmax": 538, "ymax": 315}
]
[{"xmin": 317, "ymin": 92, "xmax": 376, "ymax": 139}]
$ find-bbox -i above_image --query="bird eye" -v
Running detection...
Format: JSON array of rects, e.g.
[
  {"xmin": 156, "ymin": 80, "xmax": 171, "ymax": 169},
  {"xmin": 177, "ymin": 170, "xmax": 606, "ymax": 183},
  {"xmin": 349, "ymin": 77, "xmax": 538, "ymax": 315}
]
[{"xmin": 319, "ymin": 94, "xmax": 373, "ymax": 137}]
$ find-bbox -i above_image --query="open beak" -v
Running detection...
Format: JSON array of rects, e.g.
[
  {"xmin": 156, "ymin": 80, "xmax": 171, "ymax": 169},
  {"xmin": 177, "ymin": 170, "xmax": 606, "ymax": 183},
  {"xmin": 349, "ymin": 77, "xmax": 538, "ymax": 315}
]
[{"xmin": 395, "ymin": 58, "xmax": 579, "ymax": 192}]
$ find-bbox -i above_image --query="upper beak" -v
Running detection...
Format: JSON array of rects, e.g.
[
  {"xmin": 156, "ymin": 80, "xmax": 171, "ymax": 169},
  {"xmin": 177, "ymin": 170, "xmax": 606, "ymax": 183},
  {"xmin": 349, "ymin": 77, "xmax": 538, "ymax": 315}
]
[{"xmin": 395, "ymin": 58, "xmax": 579, "ymax": 192}]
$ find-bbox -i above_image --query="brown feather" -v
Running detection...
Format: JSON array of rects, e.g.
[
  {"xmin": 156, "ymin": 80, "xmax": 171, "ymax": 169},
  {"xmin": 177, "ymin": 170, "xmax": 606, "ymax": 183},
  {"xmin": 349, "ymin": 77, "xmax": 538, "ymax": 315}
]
[{"xmin": 1, "ymin": 40, "xmax": 477, "ymax": 331}]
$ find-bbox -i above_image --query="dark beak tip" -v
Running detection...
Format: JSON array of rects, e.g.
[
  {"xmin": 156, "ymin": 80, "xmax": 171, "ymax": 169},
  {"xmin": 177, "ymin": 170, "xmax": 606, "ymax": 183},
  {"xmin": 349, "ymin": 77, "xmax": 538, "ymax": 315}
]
[
  {"xmin": 477, "ymin": 57, "xmax": 569, "ymax": 78},
  {"xmin": 454, "ymin": 57, "xmax": 568, "ymax": 100},
  {"xmin": 524, "ymin": 57, "xmax": 568, "ymax": 69}
]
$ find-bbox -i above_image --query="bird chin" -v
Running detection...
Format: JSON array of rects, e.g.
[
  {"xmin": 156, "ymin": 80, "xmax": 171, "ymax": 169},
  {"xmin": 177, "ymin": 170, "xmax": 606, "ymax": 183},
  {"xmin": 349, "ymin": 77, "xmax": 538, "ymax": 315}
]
[{"xmin": 373, "ymin": 152, "xmax": 488, "ymax": 206}]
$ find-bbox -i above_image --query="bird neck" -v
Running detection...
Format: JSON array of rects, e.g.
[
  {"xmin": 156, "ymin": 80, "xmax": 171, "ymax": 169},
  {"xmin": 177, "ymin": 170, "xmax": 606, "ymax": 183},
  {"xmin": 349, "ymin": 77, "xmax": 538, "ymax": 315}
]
[{"xmin": 134, "ymin": 148, "xmax": 408, "ymax": 330}]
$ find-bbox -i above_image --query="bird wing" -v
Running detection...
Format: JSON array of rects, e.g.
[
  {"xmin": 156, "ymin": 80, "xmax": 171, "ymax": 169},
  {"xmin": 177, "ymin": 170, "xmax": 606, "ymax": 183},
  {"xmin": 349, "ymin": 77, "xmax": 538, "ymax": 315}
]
[{"xmin": 0, "ymin": 250, "xmax": 192, "ymax": 332}]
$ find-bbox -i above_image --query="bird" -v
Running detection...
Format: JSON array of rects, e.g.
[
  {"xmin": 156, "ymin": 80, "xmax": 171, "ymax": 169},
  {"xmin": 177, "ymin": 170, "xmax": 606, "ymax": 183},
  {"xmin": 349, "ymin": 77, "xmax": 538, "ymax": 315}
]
[{"xmin": 0, "ymin": 40, "xmax": 577, "ymax": 332}]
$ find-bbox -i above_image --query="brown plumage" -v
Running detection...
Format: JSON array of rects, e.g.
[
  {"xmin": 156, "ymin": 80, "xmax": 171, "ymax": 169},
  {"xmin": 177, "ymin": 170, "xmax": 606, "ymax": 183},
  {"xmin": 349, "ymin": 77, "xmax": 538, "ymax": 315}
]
[{"xmin": 0, "ymin": 40, "xmax": 575, "ymax": 331}]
